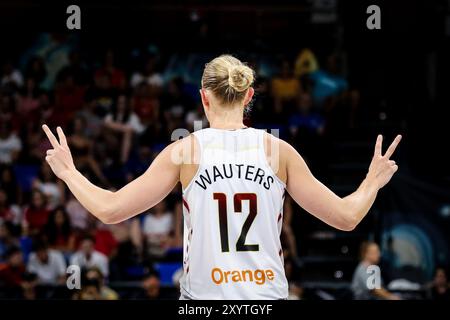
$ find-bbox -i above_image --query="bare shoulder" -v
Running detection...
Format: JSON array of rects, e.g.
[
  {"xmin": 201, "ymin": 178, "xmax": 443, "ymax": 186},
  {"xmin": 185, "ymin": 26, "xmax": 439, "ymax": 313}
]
[
  {"xmin": 164, "ymin": 133, "xmax": 200, "ymax": 166},
  {"xmin": 261, "ymin": 131, "xmax": 293, "ymax": 182},
  {"xmin": 262, "ymin": 130, "xmax": 296, "ymax": 159},
  {"xmin": 177, "ymin": 134, "xmax": 201, "ymax": 188}
]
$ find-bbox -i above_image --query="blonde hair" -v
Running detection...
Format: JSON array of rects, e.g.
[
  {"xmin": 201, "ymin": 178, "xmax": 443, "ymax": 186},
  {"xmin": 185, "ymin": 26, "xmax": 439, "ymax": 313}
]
[{"xmin": 201, "ymin": 54, "xmax": 255, "ymax": 105}]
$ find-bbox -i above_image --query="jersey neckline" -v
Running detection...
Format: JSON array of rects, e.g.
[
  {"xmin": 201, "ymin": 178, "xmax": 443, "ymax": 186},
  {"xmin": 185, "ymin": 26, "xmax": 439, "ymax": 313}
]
[{"xmin": 205, "ymin": 126, "xmax": 250, "ymax": 132}]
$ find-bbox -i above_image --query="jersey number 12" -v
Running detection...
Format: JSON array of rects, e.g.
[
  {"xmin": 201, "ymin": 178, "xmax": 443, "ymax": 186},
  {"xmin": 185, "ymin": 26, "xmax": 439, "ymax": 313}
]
[{"xmin": 213, "ymin": 192, "xmax": 259, "ymax": 252}]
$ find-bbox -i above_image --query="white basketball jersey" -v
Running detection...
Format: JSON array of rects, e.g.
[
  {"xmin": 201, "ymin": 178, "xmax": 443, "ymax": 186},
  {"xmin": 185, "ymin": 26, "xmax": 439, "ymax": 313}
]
[{"xmin": 179, "ymin": 127, "xmax": 288, "ymax": 299}]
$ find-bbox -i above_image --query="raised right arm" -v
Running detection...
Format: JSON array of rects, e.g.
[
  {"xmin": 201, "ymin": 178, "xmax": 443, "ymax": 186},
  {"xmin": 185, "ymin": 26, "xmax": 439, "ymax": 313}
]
[
  {"xmin": 281, "ymin": 134, "xmax": 401, "ymax": 231},
  {"xmin": 42, "ymin": 125, "xmax": 181, "ymax": 224}
]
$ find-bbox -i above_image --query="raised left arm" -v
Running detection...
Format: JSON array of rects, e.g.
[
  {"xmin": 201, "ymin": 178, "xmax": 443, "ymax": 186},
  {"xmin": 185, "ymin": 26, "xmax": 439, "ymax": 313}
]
[
  {"xmin": 285, "ymin": 134, "xmax": 402, "ymax": 231},
  {"xmin": 43, "ymin": 125, "xmax": 182, "ymax": 224}
]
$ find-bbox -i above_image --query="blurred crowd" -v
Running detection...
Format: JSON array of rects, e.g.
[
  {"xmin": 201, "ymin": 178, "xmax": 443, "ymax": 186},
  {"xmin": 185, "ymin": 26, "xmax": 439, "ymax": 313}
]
[{"xmin": 2, "ymin": 33, "xmax": 445, "ymax": 300}]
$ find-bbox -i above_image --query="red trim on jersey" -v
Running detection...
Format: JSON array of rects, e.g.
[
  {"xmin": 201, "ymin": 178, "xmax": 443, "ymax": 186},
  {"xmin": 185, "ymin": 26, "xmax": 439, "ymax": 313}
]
[
  {"xmin": 183, "ymin": 198, "xmax": 190, "ymax": 213},
  {"xmin": 277, "ymin": 212, "xmax": 282, "ymax": 222}
]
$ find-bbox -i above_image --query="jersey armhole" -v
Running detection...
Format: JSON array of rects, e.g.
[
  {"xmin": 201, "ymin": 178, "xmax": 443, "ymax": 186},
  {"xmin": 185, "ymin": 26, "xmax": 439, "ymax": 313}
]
[
  {"xmin": 182, "ymin": 132, "xmax": 203, "ymax": 193},
  {"xmin": 260, "ymin": 130, "xmax": 287, "ymax": 188}
]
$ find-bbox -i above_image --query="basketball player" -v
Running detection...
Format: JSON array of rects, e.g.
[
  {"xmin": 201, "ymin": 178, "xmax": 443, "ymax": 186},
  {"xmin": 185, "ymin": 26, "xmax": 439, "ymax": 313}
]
[{"xmin": 42, "ymin": 55, "xmax": 401, "ymax": 299}]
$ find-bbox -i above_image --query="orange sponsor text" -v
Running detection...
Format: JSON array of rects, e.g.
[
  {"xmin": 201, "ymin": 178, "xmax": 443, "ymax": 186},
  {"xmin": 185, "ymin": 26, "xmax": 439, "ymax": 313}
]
[{"xmin": 211, "ymin": 267, "xmax": 275, "ymax": 285}]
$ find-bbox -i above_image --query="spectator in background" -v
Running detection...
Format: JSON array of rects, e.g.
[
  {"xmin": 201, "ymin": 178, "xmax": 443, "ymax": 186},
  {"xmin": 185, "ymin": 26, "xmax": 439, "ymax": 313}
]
[
  {"xmin": 70, "ymin": 235, "xmax": 109, "ymax": 278},
  {"xmin": 0, "ymin": 94, "xmax": 19, "ymax": 128},
  {"xmin": 76, "ymin": 102, "xmax": 104, "ymax": 139},
  {"xmin": 85, "ymin": 73, "xmax": 116, "ymax": 118},
  {"xmin": 163, "ymin": 77, "xmax": 194, "ymax": 112},
  {"xmin": 271, "ymin": 60, "xmax": 302, "ymax": 118},
  {"xmin": 65, "ymin": 193, "xmax": 92, "ymax": 232},
  {"xmin": 85, "ymin": 267, "xmax": 119, "ymax": 300},
  {"xmin": 20, "ymin": 272, "xmax": 38, "ymax": 300},
  {"xmin": 32, "ymin": 163, "xmax": 65, "ymax": 210},
  {"xmin": 310, "ymin": 53, "xmax": 347, "ymax": 104},
  {"xmin": 43, "ymin": 206, "xmax": 76, "ymax": 253},
  {"xmin": 109, "ymin": 218, "xmax": 142, "ymax": 281},
  {"xmin": 0, "ymin": 121, "xmax": 22, "ymax": 165},
  {"xmin": 68, "ymin": 116, "xmax": 110, "ymax": 186},
  {"xmin": 1, "ymin": 60, "xmax": 24, "ymax": 93},
  {"xmin": 103, "ymin": 94, "xmax": 145, "ymax": 164},
  {"xmin": 161, "ymin": 81, "xmax": 189, "ymax": 134},
  {"xmin": 351, "ymin": 242, "xmax": 400, "ymax": 300},
  {"xmin": 73, "ymin": 277, "xmax": 102, "ymax": 300},
  {"xmin": 139, "ymin": 272, "xmax": 161, "ymax": 300},
  {"xmin": 124, "ymin": 144, "xmax": 153, "ymax": 178},
  {"xmin": 131, "ymin": 82, "xmax": 160, "ymax": 127},
  {"xmin": 53, "ymin": 73, "xmax": 86, "ymax": 127},
  {"xmin": 93, "ymin": 222, "xmax": 118, "ymax": 258},
  {"xmin": 130, "ymin": 54, "xmax": 163, "ymax": 91},
  {"xmin": 288, "ymin": 92, "xmax": 327, "ymax": 175},
  {"xmin": 23, "ymin": 189, "xmax": 50, "ymax": 235},
  {"xmin": 15, "ymin": 78, "xmax": 43, "ymax": 121},
  {"xmin": 0, "ymin": 166, "xmax": 21, "ymax": 206},
  {"xmin": 250, "ymin": 75, "xmax": 273, "ymax": 125},
  {"xmin": 24, "ymin": 56, "xmax": 46, "ymax": 87},
  {"xmin": 0, "ymin": 246, "xmax": 25, "ymax": 288},
  {"xmin": 142, "ymin": 201, "xmax": 174, "ymax": 259},
  {"xmin": 56, "ymin": 50, "xmax": 89, "ymax": 87},
  {"xmin": 294, "ymin": 48, "xmax": 319, "ymax": 79},
  {"xmin": 0, "ymin": 189, "xmax": 21, "ymax": 225},
  {"xmin": 288, "ymin": 92, "xmax": 325, "ymax": 136},
  {"xmin": 27, "ymin": 240, "xmax": 66, "ymax": 285},
  {"xmin": 427, "ymin": 267, "xmax": 450, "ymax": 300},
  {"xmin": 95, "ymin": 49, "xmax": 126, "ymax": 90},
  {"xmin": 0, "ymin": 222, "xmax": 19, "ymax": 260}
]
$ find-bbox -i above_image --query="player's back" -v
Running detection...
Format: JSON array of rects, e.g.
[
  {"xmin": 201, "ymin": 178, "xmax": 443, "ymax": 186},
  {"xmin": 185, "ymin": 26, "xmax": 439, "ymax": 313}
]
[{"xmin": 180, "ymin": 127, "xmax": 288, "ymax": 299}]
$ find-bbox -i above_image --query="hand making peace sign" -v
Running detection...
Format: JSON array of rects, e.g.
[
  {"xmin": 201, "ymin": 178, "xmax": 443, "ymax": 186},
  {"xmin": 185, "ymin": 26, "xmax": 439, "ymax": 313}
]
[
  {"xmin": 42, "ymin": 124, "xmax": 76, "ymax": 181},
  {"xmin": 367, "ymin": 134, "xmax": 402, "ymax": 189}
]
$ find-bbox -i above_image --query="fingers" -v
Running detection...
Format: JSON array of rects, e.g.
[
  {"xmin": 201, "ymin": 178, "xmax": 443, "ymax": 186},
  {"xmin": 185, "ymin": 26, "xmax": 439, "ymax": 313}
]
[
  {"xmin": 42, "ymin": 124, "xmax": 60, "ymax": 149},
  {"xmin": 389, "ymin": 160, "xmax": 398, "ymax": 172},
  {"xmin": 384, "ymin": 135, "xmax": 402, "ymax": 159},
  {"xmin": 374, "ymin": 134, "xmax": 383, "ymax": 157},
  {"xmin": 57, "ymin": 126, "xmax": 69, "ymax": 149},
  {"xmin": 45, "ymin": 149, "xmax": 55, "ymax": 163}
]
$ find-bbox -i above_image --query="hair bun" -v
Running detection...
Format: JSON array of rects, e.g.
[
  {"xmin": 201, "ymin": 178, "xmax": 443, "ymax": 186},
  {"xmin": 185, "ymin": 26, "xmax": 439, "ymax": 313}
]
[
  {"xmin": 228, "ymin": 65, "xmax": 254, "ymax": 92},
  {"xmin": 201, "ymin": 54, "xmax": 255, "ymax": 104}
]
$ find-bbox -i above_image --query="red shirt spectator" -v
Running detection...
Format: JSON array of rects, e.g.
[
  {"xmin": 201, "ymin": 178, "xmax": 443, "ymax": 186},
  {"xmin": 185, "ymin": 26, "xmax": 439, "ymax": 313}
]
[
  {"xmin": 24, "ymin": 190, "xmax": 50, "ymax": 234},
  {"xmin": 0, "ymin": 207, "xmax": 13, "ymax": 222},
  {"xmin": 54, "ymin": 75, "xmax": 86, "ymax": 126},
  {"xmin": 94, "ymin": 226, "xmax": 118, "ymax": 257},
  {"xmin": 94, "ymin": 49, "xmax": 125, "ymax": 89},
  {"xmin": 132, "ymin": 83, "xmax": 160, "ymax": 124},
  {"xmin": 95, "ymin": 69, "xmax": 125, "ymax": 90},
  {"xmin": 0, "ymin": 247, "xmax": 25, "ymax": 287}
]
